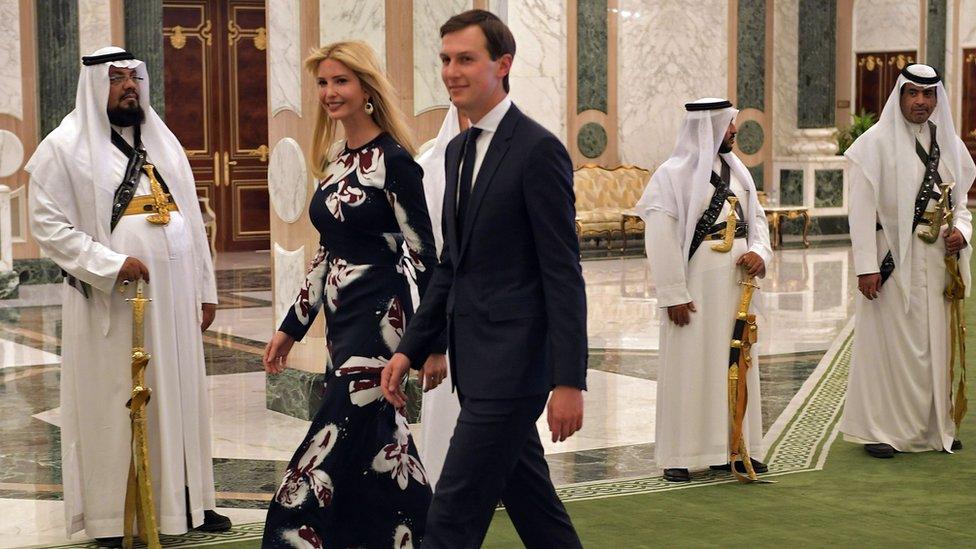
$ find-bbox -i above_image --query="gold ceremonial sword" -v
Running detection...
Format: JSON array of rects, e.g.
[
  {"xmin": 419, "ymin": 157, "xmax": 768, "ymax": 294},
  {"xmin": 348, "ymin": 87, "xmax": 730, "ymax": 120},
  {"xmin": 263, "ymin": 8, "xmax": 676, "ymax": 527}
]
[
  {"xmin": 123, "ymin": 281, "xmax": 161, "ymax": 549},
  {"xmin": 727, "ymin": 271, "xmax": 772, "ymax": 484},
  {"xmin": 918, "ymin": 188, "xmax": 950, "ymax": 244},
  {"xmin": 711, "ymin": 196, "xmax": 738, "ymax": 252},
  {"xmin": 144, "ymin": 164, "xmax": 171, "ymax": 226},
  {"xmin": 939, "ymin": 183, "xmax": 968, "ymax": 432}
]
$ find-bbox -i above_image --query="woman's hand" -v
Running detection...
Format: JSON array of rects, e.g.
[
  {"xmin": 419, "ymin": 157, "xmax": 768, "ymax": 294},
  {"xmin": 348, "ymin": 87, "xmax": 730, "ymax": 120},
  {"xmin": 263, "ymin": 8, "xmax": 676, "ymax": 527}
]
[{"xmin": 263, "ymin": 331, "xmax": 296, "ymax": 375}]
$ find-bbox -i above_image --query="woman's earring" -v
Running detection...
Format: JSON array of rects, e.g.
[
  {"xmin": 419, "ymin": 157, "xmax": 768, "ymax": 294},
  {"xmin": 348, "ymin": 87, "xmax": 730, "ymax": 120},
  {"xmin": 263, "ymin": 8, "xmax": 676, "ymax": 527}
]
[{"xmin": 364, "ymin": 101, "xmax": 375, "ymax": 115}]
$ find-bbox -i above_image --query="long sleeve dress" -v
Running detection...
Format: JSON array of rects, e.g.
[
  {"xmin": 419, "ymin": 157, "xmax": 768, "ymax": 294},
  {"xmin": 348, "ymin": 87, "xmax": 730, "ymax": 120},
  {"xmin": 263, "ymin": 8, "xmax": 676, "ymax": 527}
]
[{"xmin": 262, "ymin": 133, "xmax": 438, "ymax": 548}]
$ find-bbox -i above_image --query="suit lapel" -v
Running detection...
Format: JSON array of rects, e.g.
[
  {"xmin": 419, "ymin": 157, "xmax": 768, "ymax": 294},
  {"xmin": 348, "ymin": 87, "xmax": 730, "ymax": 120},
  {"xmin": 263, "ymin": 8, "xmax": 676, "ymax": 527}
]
[
  {"xmin": 443, "ymin": 136, "xmax": 463, "ymax": 265},
  {"xmin": 458, "ymin": 106, "xmax": 521, "ymax": 260}
]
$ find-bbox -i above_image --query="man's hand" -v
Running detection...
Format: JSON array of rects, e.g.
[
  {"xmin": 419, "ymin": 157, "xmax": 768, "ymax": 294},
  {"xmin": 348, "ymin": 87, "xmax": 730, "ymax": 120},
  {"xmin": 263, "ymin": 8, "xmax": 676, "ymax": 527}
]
[
  {"xmin": 420, "ymin": 354, "xmax": 447, "ymax": 392},
  {"xmin": 945, "ymin": 227, "xmax": 967, "ymax": 255},
  {"xmin": 667, "ymin": 302, "xmax": 696, "ymax": 326},
  {"xmin": 263, "ymin": 331, "xmax": 296, "ymax": 375},
  {"xmin": 381, "ymin": 353, "xmax": 412, "ymax": 408},
  {"xmin": 200, "ymin": 303, "xmax": 216, "ymax": 332},
  {"xmin": 858, "ymin": 273, "xmax": 881, "ymax": 300},
  {"xmin": 736, "ymin": 251, "xmax": 766, "ymax": 278},
  {"xmin": 117, "ymin": 256, "xmax": 150, "ymax": 285},
  {"xmin": 548, "ymin": 386, "xmax": 584, "ymax": 443}
]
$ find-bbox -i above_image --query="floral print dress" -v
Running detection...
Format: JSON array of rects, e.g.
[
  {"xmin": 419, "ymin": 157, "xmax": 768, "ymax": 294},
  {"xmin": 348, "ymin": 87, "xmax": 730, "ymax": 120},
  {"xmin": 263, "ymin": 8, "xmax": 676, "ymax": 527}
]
[{"xmin": 262, "ymin": 133, "xmax": 437, "ymax": 548}]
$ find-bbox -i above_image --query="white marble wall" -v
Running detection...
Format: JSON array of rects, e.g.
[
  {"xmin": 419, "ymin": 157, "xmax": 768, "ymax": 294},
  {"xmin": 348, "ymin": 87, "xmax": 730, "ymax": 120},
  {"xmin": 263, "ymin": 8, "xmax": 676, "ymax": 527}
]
[
  {"xmin": 852, "ymin": 0, "xmax": 919, "ymax": 53},
  {"xmin": 413, "ymin": 0, "xmax": 470, "ymax": 115},
  {"xmin": 773, "ymin": 0, "xmax": 800, "ymax": 158},
  {"xmin": 488, "ymin": 0, "xmax": 508, "ymax": 22},
  {"xmin": 0, "ymin": 184, "xmax": 11, "ymax": 272},
  {"xmin": 961, "ymin": 0, "xmax": 976, "ymax": 46},
  {"xmin": 78, "ymin": 0, "xmax": 112, "ymax": 57},
  {"xmin": 273, "ymin": 243, "xmax": 307, "ymax": 328},
  {"xmin": 508, "ymin": 0, "xmax": 567, "ymax": 142},
  {"xmin": 0, "ymin": 0, "xmax": 22, "ymax": 121},
  {"xmin": 0, "ymin": 129, "xmax": 24, "ymax": 178},
  {"xmin": 269, "ymin": 0, "xmax": 301, "ymax": 117},
  {"xmin": 319, "ymin": 0, "xmax": 386, "ymax": 69},
  {"xmin": 617, "ymin": 0, "xmax": 728, "ymax": 168},
  {"xmin": 268, "ymin": 138, "xmax": 308, "ymax": 223}
]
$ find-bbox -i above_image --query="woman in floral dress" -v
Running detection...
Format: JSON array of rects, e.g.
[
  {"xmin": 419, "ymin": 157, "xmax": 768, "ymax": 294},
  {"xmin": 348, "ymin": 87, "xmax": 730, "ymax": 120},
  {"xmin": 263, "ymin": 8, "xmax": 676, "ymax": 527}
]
[{"xmin": 261, "ymin": 41, "xmax": 444, "ymax": 548}]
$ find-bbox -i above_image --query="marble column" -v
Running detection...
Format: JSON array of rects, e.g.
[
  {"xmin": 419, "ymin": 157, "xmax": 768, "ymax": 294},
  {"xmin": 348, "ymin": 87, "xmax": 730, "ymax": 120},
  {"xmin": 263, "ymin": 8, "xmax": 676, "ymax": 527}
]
[
  {"xmin": 78, "ymin": 0, "xmax": 113, "ymax": 57},
  {"xmin": 0, "ymin": 184, "xmax": 16, "ymax": 299},
  {"xmin": 773, "ymin": 0, "xmax": 849, "ymax": 238},
  {"xmin": 36, "ymin": 0, "xmax": 80, "ymax": 137},
  {"xmin": 926, "ymin": 0, "xmax": 947, "ymax": 75},
  {"xmin": 124, "ymin": 0, "xmax": 165, "ymax": 119},
  {"xmin": 797, "ymin": 0, "xmax": 835, "ymax": 130},
  {"xmin": 735, "ymin": 0, "xmax": 769, "ymax": 189}
]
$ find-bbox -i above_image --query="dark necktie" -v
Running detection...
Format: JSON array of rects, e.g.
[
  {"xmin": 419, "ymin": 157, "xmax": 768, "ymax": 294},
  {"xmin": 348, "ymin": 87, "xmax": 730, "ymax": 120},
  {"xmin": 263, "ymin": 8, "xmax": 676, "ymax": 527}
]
[{"xmin": 456, "ymin": 127, "xmax": 483, "ymax": 233}]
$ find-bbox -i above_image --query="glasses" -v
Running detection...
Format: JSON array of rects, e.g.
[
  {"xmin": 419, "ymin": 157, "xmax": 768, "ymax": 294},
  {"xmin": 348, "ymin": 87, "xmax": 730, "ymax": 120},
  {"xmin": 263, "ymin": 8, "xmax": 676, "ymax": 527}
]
[{"xmin": 109, "ymin": 74, "xmax": 144, "ymax": 85}]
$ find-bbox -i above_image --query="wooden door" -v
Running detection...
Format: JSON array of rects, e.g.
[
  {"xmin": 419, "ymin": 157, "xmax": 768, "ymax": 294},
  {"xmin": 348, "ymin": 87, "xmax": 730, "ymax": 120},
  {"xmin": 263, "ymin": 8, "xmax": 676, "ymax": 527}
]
[
  {"xmin": 163, "ymin": 0, "xmax": 269, "ymax": 252},
  {"xmin": 963, "ymin": 49, "xmax": 976, "ymax": 199},
  {"xmin": 855, "ymin": 51, "xmax": 915, "ymax": 118}
]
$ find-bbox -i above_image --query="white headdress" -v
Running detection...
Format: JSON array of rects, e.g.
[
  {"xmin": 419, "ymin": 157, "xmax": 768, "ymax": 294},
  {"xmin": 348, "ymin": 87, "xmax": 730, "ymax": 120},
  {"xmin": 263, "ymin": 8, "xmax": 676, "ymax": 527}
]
[
  {"xmin": 24, "ymin": 46, "xmax": 215, "ymax": 333},
  {"xmin": 416, "ymin": 104, "xmax": 462, "ymax": 256},
  {"xmin": 634, "ymin": 98, "xmax": 765, "ymax": 264},
  {"xmin": 845, "ymin": 63, "xmax": 976, "ymax": 308}
]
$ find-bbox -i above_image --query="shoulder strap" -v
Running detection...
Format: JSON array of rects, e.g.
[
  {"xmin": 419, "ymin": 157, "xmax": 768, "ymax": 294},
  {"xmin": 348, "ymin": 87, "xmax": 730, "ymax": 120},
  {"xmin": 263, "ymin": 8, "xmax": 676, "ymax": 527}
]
[{"xmin": 688, "ymin": 170, "xmax": 732, "ymax": 259}]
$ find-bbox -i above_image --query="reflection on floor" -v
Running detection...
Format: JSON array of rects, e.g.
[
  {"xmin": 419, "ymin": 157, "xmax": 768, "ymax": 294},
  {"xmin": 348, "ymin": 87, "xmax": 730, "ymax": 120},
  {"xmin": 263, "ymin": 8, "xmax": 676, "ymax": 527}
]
[{"xmin": 0, "ymin": 247, "xmax": 857, "ymax": 547}]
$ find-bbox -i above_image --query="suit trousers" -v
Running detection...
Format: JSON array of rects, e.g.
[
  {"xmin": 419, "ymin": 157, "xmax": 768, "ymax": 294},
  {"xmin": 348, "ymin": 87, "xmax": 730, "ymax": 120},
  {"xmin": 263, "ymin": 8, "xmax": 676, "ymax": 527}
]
[{"xmin": 422, "ymin": 393, "xmax": 581, "ymax": 548}]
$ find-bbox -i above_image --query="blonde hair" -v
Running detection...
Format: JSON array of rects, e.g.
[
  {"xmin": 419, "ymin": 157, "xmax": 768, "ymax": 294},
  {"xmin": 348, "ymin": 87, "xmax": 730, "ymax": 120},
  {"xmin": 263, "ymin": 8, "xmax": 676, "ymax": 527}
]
[{"xmin": 305, "ymin": 41, "xmax": 416, "ymax": 178}]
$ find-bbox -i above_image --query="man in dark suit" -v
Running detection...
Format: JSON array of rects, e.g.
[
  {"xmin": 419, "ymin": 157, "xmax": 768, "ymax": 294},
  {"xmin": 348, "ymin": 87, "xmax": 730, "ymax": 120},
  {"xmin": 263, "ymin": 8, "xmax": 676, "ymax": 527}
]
[{"xmin": 381, "ymin": 9, "xmax": 587, "ymax": 549}]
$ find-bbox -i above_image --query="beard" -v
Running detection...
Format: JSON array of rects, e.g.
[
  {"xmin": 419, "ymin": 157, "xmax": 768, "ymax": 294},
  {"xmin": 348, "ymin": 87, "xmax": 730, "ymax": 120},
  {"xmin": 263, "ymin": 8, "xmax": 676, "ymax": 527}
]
[
  {"xmin": 107, "ymin": 104, "xmax": 146, "ymax": 127},
  {"xmin": 718, "ymin": 140, "xmax": 733, "ymax": 153}
]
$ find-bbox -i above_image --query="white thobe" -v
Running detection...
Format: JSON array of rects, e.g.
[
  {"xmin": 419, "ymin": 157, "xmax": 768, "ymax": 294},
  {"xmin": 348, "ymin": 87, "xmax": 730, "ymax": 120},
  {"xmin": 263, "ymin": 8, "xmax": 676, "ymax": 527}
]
[
  {"xmin": 646, "ymin": 162, "xmax": 765, "ymax": 470},
  {"xmin": 840, "ymin": 125, "xmax": 970, "ymax": 452},
  {"xmin": 29, "ymin": 130, "xmax": 217, "ymax": 537}
]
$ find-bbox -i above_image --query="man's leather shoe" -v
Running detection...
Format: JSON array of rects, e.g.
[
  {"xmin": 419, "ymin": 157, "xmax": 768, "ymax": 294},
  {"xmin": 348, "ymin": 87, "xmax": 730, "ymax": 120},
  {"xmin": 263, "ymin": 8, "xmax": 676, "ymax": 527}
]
[
  {"xmin": 951, "ymin": 439, "xmax": 963, "ymax": 451},
  {"xmin": 709, "ymin": 458, "xmax": 768, "ymax": 474},
  {"xmin": 663, "ymin": 468, "xmax": 690, "ymax": 482},
  {"xmin": 198, "ymin": 509, "xmax": 232, "ymax": 532},
  {"xmin": 95, "ymin": 537, "xmax": 123, "ymax": 548},
  {"xmin": 865, "ymin": 443, "xmax": 895, "ymax": 458}
]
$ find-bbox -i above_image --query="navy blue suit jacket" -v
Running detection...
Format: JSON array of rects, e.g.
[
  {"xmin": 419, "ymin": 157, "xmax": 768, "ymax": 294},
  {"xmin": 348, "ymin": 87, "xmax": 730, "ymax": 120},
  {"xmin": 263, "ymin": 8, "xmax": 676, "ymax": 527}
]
[{"xmin": 396, "ymin": 104, "xmax": 588, "ymax": 399}]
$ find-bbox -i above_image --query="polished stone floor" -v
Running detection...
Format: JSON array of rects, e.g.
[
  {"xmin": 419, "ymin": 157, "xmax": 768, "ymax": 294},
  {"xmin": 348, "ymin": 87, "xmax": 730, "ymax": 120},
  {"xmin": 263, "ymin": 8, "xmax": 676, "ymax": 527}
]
[{"xmin": 0, "ymin": 245, "xmax": 857, "ymax": 547}]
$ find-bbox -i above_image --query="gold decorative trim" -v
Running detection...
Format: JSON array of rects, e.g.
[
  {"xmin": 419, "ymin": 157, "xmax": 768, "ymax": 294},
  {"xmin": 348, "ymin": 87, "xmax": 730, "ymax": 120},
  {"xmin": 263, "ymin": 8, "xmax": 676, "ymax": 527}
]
[
  {"xmin": 251, "ymin": 144, "xmax": 269, "ymax": 162},
  {"xmin": 857, "ymin": 55, "xmax": 882, "ymax": 72},
  {"xmin": 163, "ymin": 18, "xmax": 212, "ymax": 47},
  {"xmin": 233, "ymin": 181, "xmax": 272, "ymax": 239},
  {"xmin": 228, "ymin": 19, "xmax": 265, "ymax": 51},
  {"xmin": 886, "ymin": 53, "xmax": 914, "ymax": 70},
  {"xmin": 170, "ymin": 25, "xmax": 186, "ymax": 49},
  {"xmin": 162, "ymin": 4, "xmax": 211, "ymax": 156},
  {"xmin": 574, "ymin": 163, "xmax": 651, "ymax": 174},
  {"xmin": 200, "ymin": 19, "xmax": 213, "ymax": 45},
  {"xmin": 228, "ymin": 6, "xmax": 268, "ymax": 155}
]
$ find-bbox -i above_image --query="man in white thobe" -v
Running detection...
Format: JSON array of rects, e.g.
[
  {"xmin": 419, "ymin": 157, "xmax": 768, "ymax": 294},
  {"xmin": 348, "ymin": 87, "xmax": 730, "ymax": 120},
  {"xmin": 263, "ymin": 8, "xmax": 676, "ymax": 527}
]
[
  {"xmin": 25, "ymin": 47, "xmax": 229, "ymax": 546},
  {"xmin": 415, "ymin": 105, "xmax": 463, "ymax": 488},
  {"xmin": 840, "ymin": 63, "xmax": 976, "ymax": 459},
  {"xmin": 635, "ymin": 99, "xmax": 772, "ymax": 482}
]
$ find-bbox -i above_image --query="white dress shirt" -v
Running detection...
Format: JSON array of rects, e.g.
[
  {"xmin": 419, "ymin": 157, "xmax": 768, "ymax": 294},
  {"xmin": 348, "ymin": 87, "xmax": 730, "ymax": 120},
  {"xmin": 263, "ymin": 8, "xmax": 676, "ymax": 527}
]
[{"xmin": 460, "ymin": 95, "xmax": 513, "ymax": 193}]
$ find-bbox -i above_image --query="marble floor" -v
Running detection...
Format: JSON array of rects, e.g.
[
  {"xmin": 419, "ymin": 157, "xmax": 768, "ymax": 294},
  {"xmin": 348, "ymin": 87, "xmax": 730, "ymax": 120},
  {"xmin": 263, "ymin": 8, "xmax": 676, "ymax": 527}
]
[{"xmin": 0, "ymin": 245, "xmax": 857, "ymax": 548}]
